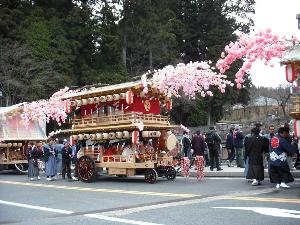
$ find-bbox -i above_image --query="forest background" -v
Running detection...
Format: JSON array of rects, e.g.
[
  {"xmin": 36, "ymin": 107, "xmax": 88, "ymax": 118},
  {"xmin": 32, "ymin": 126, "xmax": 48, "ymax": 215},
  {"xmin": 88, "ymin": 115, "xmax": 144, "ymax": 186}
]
[{"xmin": 1, "ymin": 0, "xmax": 285, "ymax": 126}]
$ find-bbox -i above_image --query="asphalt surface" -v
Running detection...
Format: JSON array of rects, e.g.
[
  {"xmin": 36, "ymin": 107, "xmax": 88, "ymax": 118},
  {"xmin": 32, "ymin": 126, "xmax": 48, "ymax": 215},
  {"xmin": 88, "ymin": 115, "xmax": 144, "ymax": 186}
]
[{"xmin": 0, "ymin": 171, "xmax": 299, "ymax": 225}]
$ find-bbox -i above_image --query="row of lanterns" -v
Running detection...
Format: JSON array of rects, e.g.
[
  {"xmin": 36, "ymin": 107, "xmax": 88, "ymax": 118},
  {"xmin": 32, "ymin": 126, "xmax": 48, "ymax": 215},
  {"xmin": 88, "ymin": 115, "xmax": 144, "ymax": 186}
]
[
  {"xmin": 0, "ymin": 143, "xmax": 23, "ymax": 148},
  {"xmin": 72, "ymin": 130, "xmax": 161, "ymax": 142},
  {"xmin": 70, "ymin": 90, "xmax": 135, "ymax": 107},
  {"xmin": 290, "ymin": 119, "xmax": 300, "ymax": 138}
]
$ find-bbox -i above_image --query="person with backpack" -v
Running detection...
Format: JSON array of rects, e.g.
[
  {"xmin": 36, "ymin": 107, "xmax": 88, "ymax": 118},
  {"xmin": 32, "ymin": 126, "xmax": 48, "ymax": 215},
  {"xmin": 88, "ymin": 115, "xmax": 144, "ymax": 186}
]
[
  {"xmin": 181, "ymin": 131, "xmax": 192, "ymax": 158},
  {"xmin": 233, "ymin": 125, "xmax": 245, "ymax": 168},
  {"xmin": 205, "ymin": 126, "xmax": 222, "ymax": 171},
  {"xmin": 27, "ymin": 141, "xmax": 40, "ymax": 181}
]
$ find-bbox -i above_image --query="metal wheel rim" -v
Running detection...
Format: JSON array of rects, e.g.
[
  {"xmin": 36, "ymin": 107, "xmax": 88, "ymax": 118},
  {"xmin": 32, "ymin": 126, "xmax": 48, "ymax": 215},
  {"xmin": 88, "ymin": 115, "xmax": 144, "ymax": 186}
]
[
  {"xmin": 78, "ymin": 157, "xmax": 95, "ymax": 181},
  {"xmin": 166, "ymin": 167, "xmax": 176, "ymax": 180},
  {"xmin": 145, "ymin": 169, "xmax": 157, "ymax": 184},
  {"xmin": 14, "ymin": 164, "xmax": 27, "ymax": 173}
]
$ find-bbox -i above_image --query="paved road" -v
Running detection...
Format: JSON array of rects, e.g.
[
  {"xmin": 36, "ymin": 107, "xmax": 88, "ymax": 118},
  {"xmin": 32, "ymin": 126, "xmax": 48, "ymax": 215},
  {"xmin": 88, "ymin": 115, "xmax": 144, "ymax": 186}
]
[{"xmin": 0, "ymin": 171, "xmax": 299, "ymax": 225}]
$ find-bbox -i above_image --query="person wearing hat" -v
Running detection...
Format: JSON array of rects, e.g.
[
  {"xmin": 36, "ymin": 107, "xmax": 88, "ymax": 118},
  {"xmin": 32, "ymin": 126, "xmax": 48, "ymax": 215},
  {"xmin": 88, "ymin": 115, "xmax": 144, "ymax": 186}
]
[{"xmin": 61, "ymin": 141, "xmax": 72, "ymax": 180}]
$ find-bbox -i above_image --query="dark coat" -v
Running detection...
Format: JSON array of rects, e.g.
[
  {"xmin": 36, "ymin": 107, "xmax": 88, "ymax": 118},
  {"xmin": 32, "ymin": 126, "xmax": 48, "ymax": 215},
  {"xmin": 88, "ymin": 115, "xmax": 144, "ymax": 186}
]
[
  {"xmin": 61, "ymin": 146, "xmax": 72, "ymax": 163},
  {"xmin": 245, "ymin": 134, "xmax": 269, "ymax": 165},
  {"xmin": 205, "ymin": 131, "xmax": 221, "ymax": 150},
  {"xmin": 233, "ymin": 131, "xmax": 244, "ymax": 148},
  {"xmin": 226, "ymin": 132, "xmax": 234, "ymax": 149},
  {"xmin": 191, "ymin": 134, "xmax": 205, "ymax": 156}
]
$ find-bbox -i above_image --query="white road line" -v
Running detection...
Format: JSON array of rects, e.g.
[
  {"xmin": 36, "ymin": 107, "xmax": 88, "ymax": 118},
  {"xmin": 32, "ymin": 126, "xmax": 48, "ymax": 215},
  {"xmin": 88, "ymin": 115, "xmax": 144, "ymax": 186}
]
[
  {"xmin": 85, "ymin": 214, "xmax": 164, "ymax": 225},
  {"xmin": 0, "ymin": 200, "xmax": 163, "ymax": 225},
  {"xmin": 0, "ymin": 200, "xmax": 74, "ymax": 214}
]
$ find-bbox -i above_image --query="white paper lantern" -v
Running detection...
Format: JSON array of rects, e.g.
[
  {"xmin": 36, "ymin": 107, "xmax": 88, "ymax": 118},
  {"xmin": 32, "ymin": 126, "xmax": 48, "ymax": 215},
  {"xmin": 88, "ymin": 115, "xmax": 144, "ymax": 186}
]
[
  {"xmin": 116, "ymin": 132, "xmax": 123, "ymax": 139},
  {"xmin": 88, "ymin": 98, "xmax": 94, "ymax": 104},
  {"xmin": 70, "ymin": 100, "xmax": 77, "ymax": 107},
  {"xmin": 100, "ymin": 96, "xmax": 106, "ymax": 102},
  {"xmin": 108, "ymin": 132, "xmax": 116, "ymax": 139},
  {"xmin": 90, "ymin": 134, "xmax": 96, "ymax": 140},
  {"xmin": 96, "ymin": 133, "xmax": 103, "ymax": 140},
  {"xmin": 75, "ymin": 99, "xmax": 82, "ymax": 106},
  {"xmin": 113, "ymin": 94, "xmax": 120, "ymax": 101},
  {"xmin": 81, "ymin": 99, "xmax": 88, "ymax": 105},
  {"xmin": 93, "ymin": 97, "xmax": 100, "ymax": 104},
  {"xmin": 120, "ymin": 93, "xmax": 126, "ymax": 99},
  {"xmin": 102, "ymin": 133, "xmax": 109, "ymax": 140},
  {"xmin": 106, "ymin": 95, "xmax": 113, "ymax": 102},
  {"xmin": 122, "ymin": 131, "xmax": 130, "ymax": 139},
  {"xmin": 78, "ymin": 134, "xmax": 84, "ymax": 140}
]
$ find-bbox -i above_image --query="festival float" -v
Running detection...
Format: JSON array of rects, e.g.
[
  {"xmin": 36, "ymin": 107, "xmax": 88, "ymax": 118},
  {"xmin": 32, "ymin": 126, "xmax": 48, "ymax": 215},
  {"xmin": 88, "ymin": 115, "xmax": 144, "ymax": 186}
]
[
  {"xmin": 0, "ymin": 103, "xmax": 47, "ymax": 173},
  {"xmin": 282, "ymin": 45, "xmax": 300, "ymax": 137}
]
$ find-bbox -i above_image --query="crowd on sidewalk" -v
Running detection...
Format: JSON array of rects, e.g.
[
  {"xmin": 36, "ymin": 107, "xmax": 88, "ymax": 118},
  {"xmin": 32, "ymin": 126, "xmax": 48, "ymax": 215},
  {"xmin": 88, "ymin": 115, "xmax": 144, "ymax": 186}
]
[
  {"xmin": 180, "ymin": 122, "xmax": 300, "ymax": 189},
  {"xmin": 26, "ymin": 138, "xmax": 79, "ymax": 182}
]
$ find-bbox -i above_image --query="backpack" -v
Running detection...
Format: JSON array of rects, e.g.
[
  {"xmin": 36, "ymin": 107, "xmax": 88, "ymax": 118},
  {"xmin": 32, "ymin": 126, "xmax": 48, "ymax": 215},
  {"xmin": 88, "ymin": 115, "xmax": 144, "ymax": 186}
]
[{"xmin": 206, "ymin": 132, "xmax": 215, "ymax": 146}]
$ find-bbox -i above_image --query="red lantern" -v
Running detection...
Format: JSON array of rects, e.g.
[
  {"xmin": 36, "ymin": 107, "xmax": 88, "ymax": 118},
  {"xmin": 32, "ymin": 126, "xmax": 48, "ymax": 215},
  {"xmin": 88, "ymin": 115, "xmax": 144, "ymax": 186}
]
[
  {"xmin": 131, "ymin": 130, "xmax": 139, "ymax": 144},
  {"xmin": 285, "ymin": 64, "xmax": 297, "ymax": 83},
  {"xmin": 166, "ymin": 100, "xmax": 172, "ymax": 111},
  {"xmin": 126, "ymin": 90, "xmax": 134, "ymax": 105},
  {"xmin": 292, "ymin": 119, "xmax": 300, "ymax": 138}
]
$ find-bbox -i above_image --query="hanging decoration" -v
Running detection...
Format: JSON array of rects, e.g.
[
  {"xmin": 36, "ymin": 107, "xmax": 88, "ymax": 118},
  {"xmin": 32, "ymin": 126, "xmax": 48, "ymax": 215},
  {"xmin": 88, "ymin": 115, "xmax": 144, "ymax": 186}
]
[
  {"xmin": 131, "ymin": 130, "xmax": 139, "ymax": 144},
  {"xmin": 181, "ymin": 157, "xmax": 190, "ymax": 177},
  {"xmin": 285, "ymin": 64, "xmax": 298, "ymax": 83},
  {"xmin": 195, "ymin": 156, "xmax": 205, "ymax": 181},
  {"xmin": 126, "ymin": 90, "xmax": 134, "ymax": 104}
]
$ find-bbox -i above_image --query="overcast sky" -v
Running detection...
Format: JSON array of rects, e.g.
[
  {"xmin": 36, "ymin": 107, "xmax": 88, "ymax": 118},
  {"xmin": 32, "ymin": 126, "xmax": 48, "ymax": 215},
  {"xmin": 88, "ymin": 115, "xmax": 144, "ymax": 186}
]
[{"xmin": 250, "ymin": 0, "xmax": 300, "ymax": 87}]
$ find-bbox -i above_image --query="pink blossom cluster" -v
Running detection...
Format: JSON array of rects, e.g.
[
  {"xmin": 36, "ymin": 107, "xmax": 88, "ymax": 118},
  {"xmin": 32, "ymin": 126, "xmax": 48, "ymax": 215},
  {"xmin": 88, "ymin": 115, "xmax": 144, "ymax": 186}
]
[
  {"xmin": 21, "ymin": 87, "xmax": 74, "ymax": 127},
  {"xmin": 216, "ymin": 28, "xmax": 297, "ymax": 89},
  {"xmin": 144, "ymin": 61, "xmax": 233, "ymax": 98}
]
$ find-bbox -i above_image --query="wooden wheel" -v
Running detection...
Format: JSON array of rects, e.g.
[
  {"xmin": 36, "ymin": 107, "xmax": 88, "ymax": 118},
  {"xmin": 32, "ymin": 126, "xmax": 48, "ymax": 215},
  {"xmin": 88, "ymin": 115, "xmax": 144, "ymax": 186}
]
[
  {"xmin": 165, "ymin": 166, "xmax": 176, "ymax": 180},
  {"xmin": 144, "ymin": 169, "xmax": 157, "ymax": 184},
  {"xmin": 77, "ymin": 156, "xmax": 97, "ymax": 183}
]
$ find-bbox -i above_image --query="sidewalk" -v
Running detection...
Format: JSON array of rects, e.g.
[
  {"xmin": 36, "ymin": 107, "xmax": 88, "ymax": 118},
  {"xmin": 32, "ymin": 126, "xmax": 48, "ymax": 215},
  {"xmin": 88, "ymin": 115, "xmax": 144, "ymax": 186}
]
[{"xmin": 188, "ymin": 166, "xmax": 300, "ymax": 178}]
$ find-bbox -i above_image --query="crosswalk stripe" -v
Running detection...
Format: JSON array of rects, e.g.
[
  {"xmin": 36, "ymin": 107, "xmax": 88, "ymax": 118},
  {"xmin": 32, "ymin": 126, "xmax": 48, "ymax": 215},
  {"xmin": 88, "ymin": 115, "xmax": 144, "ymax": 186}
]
[{"xmin": 0, "ymin": 180, "xmax": 199, "ymax": 198}]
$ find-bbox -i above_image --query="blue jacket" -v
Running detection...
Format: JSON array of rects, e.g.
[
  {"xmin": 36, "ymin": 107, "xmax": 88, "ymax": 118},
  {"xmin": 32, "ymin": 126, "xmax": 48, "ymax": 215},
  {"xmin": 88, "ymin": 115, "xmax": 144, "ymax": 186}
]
[
  {"xmin": 269, "ymin": 135, "xmax": 298, "ymax": 167},
  {"xmin": 233, "ymin": 131, "xmax": 244, "ymax": 148},
  {"xmin": 226, "ymin": 132, "xmax": 234, "ymax": 149}
]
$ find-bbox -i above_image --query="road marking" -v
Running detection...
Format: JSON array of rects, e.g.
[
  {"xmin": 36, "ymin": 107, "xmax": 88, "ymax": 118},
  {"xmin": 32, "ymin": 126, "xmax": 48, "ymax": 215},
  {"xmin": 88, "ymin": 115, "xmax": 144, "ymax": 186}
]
[
  {"xmin": 213, "ymin": 207, "xmax": 300, "ymax": 219},
  {"xmin": 0, "ymin": 200, "xmax": 164, "ymax": 225},
  {"xmin": 100, "ymin": 188, "xmax": 276, "ymax": 216},
  {"xmin": 0, "ymin": 180, "xmax": 198, "ymax": 198},
  {"xmin": 224, "ymin": 196, "xmax": 300, "ymax": 204},
  {"xmin": 0, "ymin": 200, "xmax": 74, "ymax": 214},
  {"xmin": 85, "ymin": 214, "xmax": 164, "ymax": 225}
]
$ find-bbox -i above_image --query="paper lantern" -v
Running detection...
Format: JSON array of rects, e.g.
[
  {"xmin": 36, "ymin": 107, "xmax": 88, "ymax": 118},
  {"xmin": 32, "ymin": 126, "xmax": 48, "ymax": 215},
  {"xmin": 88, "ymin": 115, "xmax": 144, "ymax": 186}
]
[
  {"xmin": 131, "ymin": 130, "xmax": 139, "ymax": 144},
  {"xmin": 17, "ymin": 143, "xmax": 22, "ymax": 147},
  {"xmin": 126, "ymin": 90, "xmax": 134, "ymax": 105},
  {"xmin": 75, "ymin": 99, "xmax": 82, "ymax": 106},
  {"xmin": 70, "ymin": 100, "xmax": 77, "ymax": 107},
  {"xmin": 166, "ymin": 100, "xmax": 172, "ymax": 111},
  {"xmin": 150, "ymin": 131, "xmax": 161, "ymax": 137},
  {"xmin": 113, "ymin": 94, "xmax": 120, "ymax": 101},
  {"xmin": 96, "ymin": 133, "xmax": 103, "ymax": 140},
  {"xmin": 120, "ymin": 93, "xmax": 126, "ymax": 99},
  {"xmin": 88, "ymin": 98, "xmax": 94, "ymax": 104},
  {"xmin": 78, "ymin": 134, "xmax": 84, "ymax": 140},
  {"xmin": 93, "ymin": 97, "xmax": 100, "ymax": 104},
  {"xmin": 13, "ymin": 143, "xmax": 18, "ymax": 147},
  {"xmin": 292, "ymin": 119, "xmax": 300, "ymax": 138},
  {"xmin": 102, "ymin": 133, "xmax": 109, "ymax": 140},
  {"xmin": 100, "ymin": 96, "xmax": 106, "ymax": 102},
  {"xmin": 81, "ymin": 99, "xmax": 88, "ymax": 105},
  {"xmin": 72, "ymin": 135, "xmax": 78, "ymax": 140},
  {"xmin": 123, "ymin": 131, "xmax": 130, "ymax": 139},
  {"xmin": 106, "ymin": 95, "xmax": 113, "ymax": 102},
  {"xmin": 286, "ymin": 64, "xmax": 298, "ymax": 83},
  {"xmin": 90, "ymin": 134, "xmax": 96, "ymax": 140},
  {"xmin": 83, "ymin": 134, "xmax": 90, "ymax": 139},
  {"xmin": 142, "ymin": 131, "xmax": 149, "ymax": 137},
  {"xmin": 0, "ymin": 143, "xmax": 7, "ymax": 148},
  {"xmin": 7, "ymin": 143, "xmax": 12, "ymax": 147},
  {"xmin": 116, "ymin": 132, "xmax": 123, "ymax": 139},
  {"xmin": 108, "ymin": 132, "xmax": 116, "ymax": 139}
]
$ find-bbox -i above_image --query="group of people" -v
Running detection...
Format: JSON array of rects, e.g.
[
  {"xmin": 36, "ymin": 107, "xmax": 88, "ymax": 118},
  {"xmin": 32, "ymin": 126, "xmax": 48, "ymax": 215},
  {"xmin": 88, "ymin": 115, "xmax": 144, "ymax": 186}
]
[
  {"xmin": 226, "ymin": 123, "xmax": 299, "ymax": 189},
  {"xmin": 27, "ymin": 138, "xmax": 78, "ymax": 181},
  {"xmin": 180, "ymin": 127, "xmax": 223, "ymax": 171}
]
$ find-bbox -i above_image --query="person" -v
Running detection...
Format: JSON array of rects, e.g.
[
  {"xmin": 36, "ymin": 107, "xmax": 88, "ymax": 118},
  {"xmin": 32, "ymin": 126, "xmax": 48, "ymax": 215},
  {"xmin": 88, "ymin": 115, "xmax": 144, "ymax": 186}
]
[
  {"xmin": 61, "ymin": 141, "xmax": 72, "ymax": 180},
  {"xmin": 283, "ymin": 123, "xmax": 294, "ymax": 170},
  {"xmin": 205, "ymin": 126, "xmax": 222, "ymax": 171},
  {"xmin": 181, "ymin": 131, "xmax": 192, "ymax": 158},
  {"xmin": 27, "ymin": 142, "xmax": 40, "ymax": 181},
  {"xmin": 54, "ymin": 139, "xmax": 64, "ymax": 176},
  {"xmin": 43, "ymin": 139, "xmax": 58, "ymax": 181},
  {"xmin": 244, "ymin": 127, "xmax": 269, "ymax": 186},
  {"xmin": 233, "ymin": 125, "xmax": 245, "ymax": 168},
  {"xmin": 264, "ymin": 125, "xmax": 276, "ymax": 169},
  {"xmin": 191, "ymin": 130, "xmax": 206, "ymax": 157},
  {"xmin": 269, "ymin": 127, "xmax": 299, "ymax": 189},
  {"xmin": 71, "ymin": 141, "xmax": 79, "ymax": 180},
  {"xmin": 225, "ymin": 127, "xmax": 235, "ymax": 167}
]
